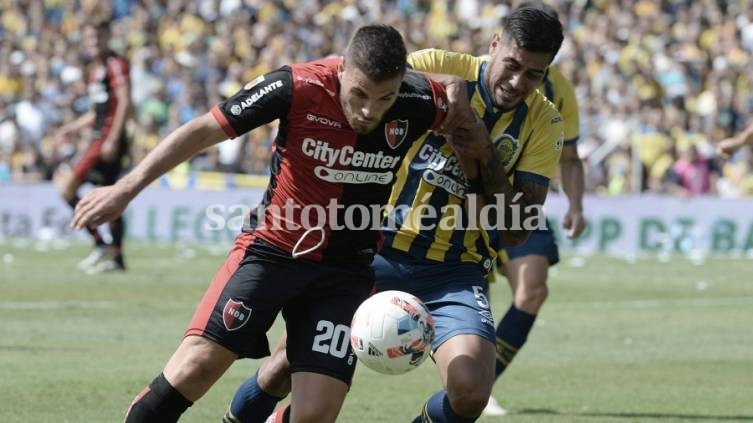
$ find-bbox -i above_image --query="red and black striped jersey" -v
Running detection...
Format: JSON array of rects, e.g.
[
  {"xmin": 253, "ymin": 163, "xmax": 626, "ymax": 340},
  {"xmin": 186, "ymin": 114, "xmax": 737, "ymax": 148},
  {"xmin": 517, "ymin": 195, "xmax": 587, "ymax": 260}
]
[
  {"xmin": 87, "ymin": 51, "xmax": 129, "ymax": 136},
  {"xmin": 211, "ymin": 57, "xmax": 448, "ymax": 262}
]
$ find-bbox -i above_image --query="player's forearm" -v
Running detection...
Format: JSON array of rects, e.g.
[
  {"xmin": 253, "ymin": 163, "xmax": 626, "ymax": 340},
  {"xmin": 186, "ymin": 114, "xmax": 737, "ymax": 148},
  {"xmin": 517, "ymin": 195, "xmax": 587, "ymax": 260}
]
[
  {"xmin": 737, "ymin": 123, "xmax": 753, "ymax": 147},
  {"xmin": 61, "ymin": 112, "xmax": 96, "ymax": 134},
  {"xmin": 116, "ymin": 113, "xmax": 225, "ymax": 198},
  {"xmin": 560, "ymin": 155, "xmax": 584, "ymax": 212},
  {"xmin": 478, "ymin": 148, "xmax": 536, "ymax": 245}
]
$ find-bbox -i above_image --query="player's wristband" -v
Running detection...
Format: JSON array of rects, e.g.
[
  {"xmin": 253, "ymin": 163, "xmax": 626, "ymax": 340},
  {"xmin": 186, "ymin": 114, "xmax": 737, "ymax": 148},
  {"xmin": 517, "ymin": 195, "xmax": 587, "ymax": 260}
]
[{"xmin": 467, "ymin": 178, "xmax": 483, "ymax": 194}]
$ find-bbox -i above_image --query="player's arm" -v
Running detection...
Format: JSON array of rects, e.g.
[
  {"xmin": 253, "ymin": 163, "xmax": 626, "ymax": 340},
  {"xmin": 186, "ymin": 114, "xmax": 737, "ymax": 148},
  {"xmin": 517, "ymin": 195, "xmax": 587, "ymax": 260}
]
[
  {"xmin": 559, "ymin": 143, "xmax": 585, "ymax": 239},
  {"xmin": 422, "ymin": 72, "xmax": 475, "ymax": 143},
  {"xmin": 53, "ymin": 112, "xmax": 96, "ymax": 146},
  {"xmin": 556, "ymin": 78, "xmax": 585, "ymax": 239},
  {"xmin": 477, "ymin": 145, "xmax": 549, "ymax": 246},
  {"xmin": 456, "ymin": 111, "xmax": 564, "ymax": 246},
  {"xmin": 717, "ymin": 122, "xmax": 753, "ymax": 159},
  {"xmin": 72, "ymin": 67, "xmax": 293, "ymax": 230},
  {"xmin": 71, "ymin": 113, "xmax": 229, "ymax": 229}
]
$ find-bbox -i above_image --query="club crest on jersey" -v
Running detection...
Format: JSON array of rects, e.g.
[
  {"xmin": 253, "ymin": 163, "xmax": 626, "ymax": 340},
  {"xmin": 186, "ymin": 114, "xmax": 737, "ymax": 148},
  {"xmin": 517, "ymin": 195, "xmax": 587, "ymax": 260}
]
[
  {"xmin": 222, "ymin": 298, "xmax": 252, "ymax": 331},
  {"xmin": 384, "ymin": 120, "xmax": 409, "ymax": 149},
  {"xmin": 493, "ymin": 134, "xmax": 519, "ymax": 166}
]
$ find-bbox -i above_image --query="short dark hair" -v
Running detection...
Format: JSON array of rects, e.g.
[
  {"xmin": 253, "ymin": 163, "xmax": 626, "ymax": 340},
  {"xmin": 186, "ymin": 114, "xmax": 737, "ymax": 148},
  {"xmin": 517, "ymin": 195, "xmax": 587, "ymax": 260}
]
[
  {"xmin": 344, "ymin": 25, "xmax": 407, "ymax": 82},
  {"xmin": 500, "ymin": 7, "xmax": 563, "ymax": 57},
  {"xmin": 517, "ymin": 1, "xmax": 560, "ymax": 21}
]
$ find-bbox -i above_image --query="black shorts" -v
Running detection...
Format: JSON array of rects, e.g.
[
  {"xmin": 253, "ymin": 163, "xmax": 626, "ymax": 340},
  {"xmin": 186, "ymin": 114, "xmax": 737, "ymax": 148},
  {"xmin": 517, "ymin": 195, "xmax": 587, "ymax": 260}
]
[
  {"xmin": 72, "ymin": 133, "xmax": 128, "ymax": 185},
  {"xmin": 186, "ymin": 233, "xmax": 374, "ymax": 383}
]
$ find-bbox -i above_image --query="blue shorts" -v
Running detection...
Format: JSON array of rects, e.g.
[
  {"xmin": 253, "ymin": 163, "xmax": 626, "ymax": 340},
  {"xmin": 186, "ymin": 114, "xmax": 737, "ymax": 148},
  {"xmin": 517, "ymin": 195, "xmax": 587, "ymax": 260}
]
[
  {"xmin": 373, "ymin": 248, "xmax": 496, "ymax": 351},
  {"xmin": 499, "ymin": 219, "xmax": 560, "ymax": 266}
]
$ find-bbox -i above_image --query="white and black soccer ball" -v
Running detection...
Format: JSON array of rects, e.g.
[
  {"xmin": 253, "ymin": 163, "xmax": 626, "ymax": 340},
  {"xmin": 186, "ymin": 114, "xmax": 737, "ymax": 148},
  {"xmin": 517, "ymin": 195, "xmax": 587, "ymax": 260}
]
[{"xmin": 350, "ymin": 290, "xmax": 435, "ymax": 375}]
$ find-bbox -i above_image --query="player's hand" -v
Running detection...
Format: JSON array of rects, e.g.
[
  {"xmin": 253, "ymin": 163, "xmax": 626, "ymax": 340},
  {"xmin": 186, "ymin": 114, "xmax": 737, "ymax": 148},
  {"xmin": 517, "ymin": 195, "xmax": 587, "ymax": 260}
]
[
  {"xmin": 100, "ymin": 141, "xmax": 118, "ymax": 162},
  {"xmin": 447, "ymin": 113, "xmax": 492, "ymax": 161},
  {"xmin": 70, "ymin": 185, "xmax": 132, "ymax": 230},
  {"xmin": 562, "ymin": 208, "xmax": 585, "ymax": 239},
  {"xmin": 438, "ymin": 76, "xmax": 474, "ymax": 133},
  {"xmin": 716, "ymin": 137, "xmax": 742, "ymax": 160},
  {"xmin": 52, "ymin": 130, "xmax": 69, "ymax": 147}
]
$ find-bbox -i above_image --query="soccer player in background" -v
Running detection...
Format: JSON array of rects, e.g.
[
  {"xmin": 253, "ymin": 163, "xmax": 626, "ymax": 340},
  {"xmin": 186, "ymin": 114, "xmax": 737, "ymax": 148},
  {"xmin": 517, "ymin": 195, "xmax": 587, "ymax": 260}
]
[
  {"xmin": 52, "ymin": 20, "xmax": 132, "ymax": 273},
  {"xmin": 483, "ymin": 1, "xmax": 587, "ymax": 416},
  {"xmin": 71, "ymin": 24, "xmax": 461, "ymax": 423},
  {"xmin": 225, "ymin": 7, "xmax": 565, "ymax": 423}
]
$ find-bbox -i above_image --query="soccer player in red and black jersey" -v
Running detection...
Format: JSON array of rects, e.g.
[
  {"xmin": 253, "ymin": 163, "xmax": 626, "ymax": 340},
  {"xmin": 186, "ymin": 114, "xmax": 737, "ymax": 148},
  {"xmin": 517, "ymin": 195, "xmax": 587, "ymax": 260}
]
[
  {"xmin": 71, "ymin": 25, "xmax": 460, "ymax": 423},
  {"xmin": 53, "ymin": 20, "xmax": 131, "ymax": 273}
]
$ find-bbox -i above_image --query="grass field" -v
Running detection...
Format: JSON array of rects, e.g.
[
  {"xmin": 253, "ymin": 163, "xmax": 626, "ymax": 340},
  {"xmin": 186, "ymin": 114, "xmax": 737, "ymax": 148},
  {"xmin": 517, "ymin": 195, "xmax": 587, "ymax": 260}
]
[{"xmin": 1, "ymin": 242, "xmax": 753, "ymax": 422}]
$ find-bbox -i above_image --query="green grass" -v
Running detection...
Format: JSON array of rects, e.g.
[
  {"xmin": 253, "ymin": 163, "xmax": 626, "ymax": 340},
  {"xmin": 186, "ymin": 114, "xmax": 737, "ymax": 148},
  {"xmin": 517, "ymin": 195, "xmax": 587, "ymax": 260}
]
[{"xmin": 1, "ymin": 242, "xmax": 753, "ymax": 422}]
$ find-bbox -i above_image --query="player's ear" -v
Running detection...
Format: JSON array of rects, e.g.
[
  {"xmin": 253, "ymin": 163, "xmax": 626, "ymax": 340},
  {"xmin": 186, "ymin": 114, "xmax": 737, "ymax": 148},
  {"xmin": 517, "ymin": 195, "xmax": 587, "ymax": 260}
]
[
  {"xmin": 489, "ymin": 33, "xmax": 502, "ymax": 55},
  {"xmin": 337, "ymin": 59, "xmax": 345, "ymax": 80}
]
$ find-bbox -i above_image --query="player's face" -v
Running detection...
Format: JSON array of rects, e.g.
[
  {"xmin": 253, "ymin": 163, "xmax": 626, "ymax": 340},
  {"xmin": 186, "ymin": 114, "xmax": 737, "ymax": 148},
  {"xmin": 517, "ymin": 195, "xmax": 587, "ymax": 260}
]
[
  {"xmin": 338, "ymin": 63, "xmax": 403, "ymax": 135},
  {"xmin": 83, "ymin": 26, "xmax": 108, "ymax": 59},
  {"xmin": 485, "ymin": 33, "xmax": 553, "ymax": 110}
]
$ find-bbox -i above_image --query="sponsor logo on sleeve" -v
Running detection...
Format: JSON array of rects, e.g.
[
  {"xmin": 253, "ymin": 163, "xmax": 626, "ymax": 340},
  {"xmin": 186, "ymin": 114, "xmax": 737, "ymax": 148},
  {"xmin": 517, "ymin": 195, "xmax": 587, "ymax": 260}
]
[
  {"xmin": 555, "ymin": 131, "xmax": 564, "ymax": 151},
  {"xmin": 230, "ymin": 80, "xmax": 284, "ymax": 116}
]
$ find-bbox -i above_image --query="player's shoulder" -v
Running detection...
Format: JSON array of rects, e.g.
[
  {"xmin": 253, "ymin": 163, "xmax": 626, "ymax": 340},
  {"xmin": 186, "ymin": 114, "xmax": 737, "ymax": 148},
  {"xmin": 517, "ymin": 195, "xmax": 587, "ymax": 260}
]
[
  {"xmin": 287, "ymin": 58, "xmax": 340, "ymax": 96},
  {"xmin": 394, "ymin": 71, "xmax": 446, "ymax": 112},
  {"xmin": 408, "ymin": 48, "xmax": 483, "ymax": 80},
  {"xmin": 524, "ymin": 88, "xmax": 562, "ymax": 125},
  {"xmin": 545, "ymin": 66, "xmax": 576, "ymax": 96}
]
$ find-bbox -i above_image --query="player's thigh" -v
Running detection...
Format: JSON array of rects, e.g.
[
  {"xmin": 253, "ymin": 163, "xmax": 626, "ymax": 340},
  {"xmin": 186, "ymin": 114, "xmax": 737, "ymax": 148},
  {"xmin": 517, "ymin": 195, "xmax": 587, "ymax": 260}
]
[
  {"xmin": 502, "ymin": 224, "xmax": 559, "ymax": 289},
  {"xmin": 186, "ymin": 237, "xmax": 308, "ymax": 359},
  {"xmin": 282, "ymin": 264, "xmax": 373, "ymax": 384}
]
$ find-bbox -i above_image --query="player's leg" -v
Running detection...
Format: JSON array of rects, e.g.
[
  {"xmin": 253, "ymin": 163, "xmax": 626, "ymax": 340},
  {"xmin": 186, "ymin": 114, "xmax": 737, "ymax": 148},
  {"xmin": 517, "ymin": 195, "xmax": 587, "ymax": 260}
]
[
  {"xmin": 224, "ymin": 333, "xmax": 291, "ymax": 423},
  {"xmin": 54, "ymin": 163, "xmax": 107, "ymax": 263},
  {"xmin": 281, "ymin": 260, "xmax": 374, "ymax": 423},
  {"xmin": 484, "ymin": 225, "xmax": 558, "ymax": 416},
  {"xmin": 493, "ymin": 226, "xmax": 558, "ymax": 381},
  {"xmin": 126, "ymin": 234, "xmax": 286, "ymax": 422},
  {"xmin": 125, "ymin": 336, "xmax": 237, "ymax": 422},
  {"xmin": 85, "ymin": 154, "xmax": 128, "ymax": 272},
  {"xmin": 430, "ymin": 333, "xmax": 496, "ymax": 421},
  {"xmin": 375, "ymin": 249, "xmax": 495, "ymax": 422}
]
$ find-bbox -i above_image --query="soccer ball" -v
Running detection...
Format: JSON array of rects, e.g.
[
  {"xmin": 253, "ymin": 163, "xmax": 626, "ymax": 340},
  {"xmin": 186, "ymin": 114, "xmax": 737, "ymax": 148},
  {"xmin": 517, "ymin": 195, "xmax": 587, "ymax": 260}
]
[{"xmin": 350, "ymin": 290, "xmax": 435, "ymax": 375}]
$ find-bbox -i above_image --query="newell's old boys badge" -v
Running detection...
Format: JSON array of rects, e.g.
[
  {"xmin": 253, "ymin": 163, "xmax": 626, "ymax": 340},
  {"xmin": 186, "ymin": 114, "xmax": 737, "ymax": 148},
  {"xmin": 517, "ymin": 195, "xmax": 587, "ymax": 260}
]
[
  {"xmin": 385, "ymin": 120, "xmax": 409, "ymax": 149},
  {"xmin": 223, "ymin": 299, "xmax": 252, "ymax": 331}
]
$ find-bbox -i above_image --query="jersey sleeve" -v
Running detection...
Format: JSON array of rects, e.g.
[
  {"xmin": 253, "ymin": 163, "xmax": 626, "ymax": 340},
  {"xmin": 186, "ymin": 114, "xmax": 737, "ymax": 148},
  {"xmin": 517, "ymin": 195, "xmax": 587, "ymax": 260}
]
[
  {"xmin": 396, "ymin": 71, "xmax": 449, "ymax": 132},
  {"xmin": 513, "ymin": 110, "xmax": 564, "ymax": 187},
  {"xmin": 426, "ymin": 76, "xmax": 449, "ymax": 130},
  {"xmin": 407, "ymin": 49, "xmax": 479, "ymax": 81},
  {"xmin": 210, "ymin": 66, "xmax": 293, "ymax": 139}
]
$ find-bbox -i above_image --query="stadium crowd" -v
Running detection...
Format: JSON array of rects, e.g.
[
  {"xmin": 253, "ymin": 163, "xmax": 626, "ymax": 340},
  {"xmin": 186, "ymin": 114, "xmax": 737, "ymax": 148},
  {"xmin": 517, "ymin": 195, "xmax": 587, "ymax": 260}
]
[{"xmin": 1, "ymin": 0, "xmax": 752, "ymax": 196}]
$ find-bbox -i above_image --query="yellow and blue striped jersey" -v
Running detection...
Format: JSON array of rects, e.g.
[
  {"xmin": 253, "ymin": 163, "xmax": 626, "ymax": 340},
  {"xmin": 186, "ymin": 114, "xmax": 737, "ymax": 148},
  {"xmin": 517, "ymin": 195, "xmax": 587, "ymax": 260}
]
[
  {"xmin": 541, "ymin": 65, "xmax": 579, "ymax": 146},
  {"xmin": 382, "ymin": 49, "xmax": 564, "ymax": 268}
]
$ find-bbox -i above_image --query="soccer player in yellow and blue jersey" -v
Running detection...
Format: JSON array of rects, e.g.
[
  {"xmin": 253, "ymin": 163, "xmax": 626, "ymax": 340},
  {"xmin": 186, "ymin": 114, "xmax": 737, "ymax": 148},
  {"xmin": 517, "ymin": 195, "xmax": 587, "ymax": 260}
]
[
  {"xmin": 483, "ymin": 2, "xmax": 586, "ymax": 416},
  {"xmin": 223, "ymin": 8, "xmax": 565, "ymax": 423}
]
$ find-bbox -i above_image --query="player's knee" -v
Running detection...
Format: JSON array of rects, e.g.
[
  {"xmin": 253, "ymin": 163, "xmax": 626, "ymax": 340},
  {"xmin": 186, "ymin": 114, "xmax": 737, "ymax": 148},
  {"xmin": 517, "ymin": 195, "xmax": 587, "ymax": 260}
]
[
  {"xmin": 445, "ymin": 368, "xmax": 492, "ymax": 417},
  {"xmin": 517, "ymin": 283, "xmax": 549, "ymax": 312},
  {"xmin": 164, "ymin": 337, "xmax": 236, "ymax": 400}
]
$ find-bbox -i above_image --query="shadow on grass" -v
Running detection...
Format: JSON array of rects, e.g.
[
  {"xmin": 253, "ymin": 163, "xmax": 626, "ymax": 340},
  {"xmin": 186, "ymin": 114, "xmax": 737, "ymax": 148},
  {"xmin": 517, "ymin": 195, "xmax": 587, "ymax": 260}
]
[{"xmin": 517, "ymin": 408, "xmax": 753, "ymax": 421}]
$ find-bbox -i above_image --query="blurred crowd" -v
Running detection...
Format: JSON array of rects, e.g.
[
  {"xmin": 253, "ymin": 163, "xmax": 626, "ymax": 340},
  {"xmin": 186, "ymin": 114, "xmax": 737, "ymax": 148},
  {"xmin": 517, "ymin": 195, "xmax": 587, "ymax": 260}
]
[{"xmin": 1, "ymin": 0, "xmax": 752, "ymax": 196}]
